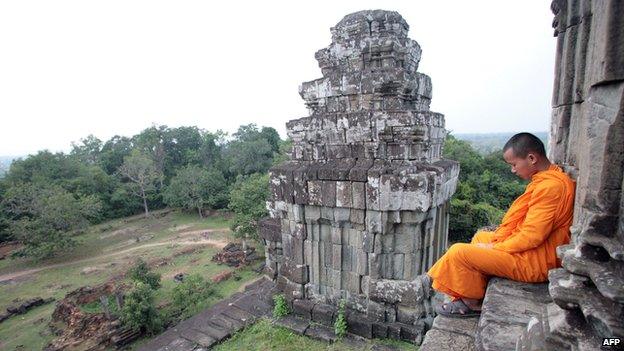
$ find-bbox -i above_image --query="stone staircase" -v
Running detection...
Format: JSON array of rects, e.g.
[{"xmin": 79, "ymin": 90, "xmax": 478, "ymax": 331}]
[{"xmin": 137, "ymin": 277, "xmax": 276, "ymax": 351}]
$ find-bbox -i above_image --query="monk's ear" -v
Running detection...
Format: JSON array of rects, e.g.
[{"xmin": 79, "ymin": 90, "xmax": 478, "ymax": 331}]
[{"xmin": 527, "ymin": 153, "xmax": 537, "ymax": 165}]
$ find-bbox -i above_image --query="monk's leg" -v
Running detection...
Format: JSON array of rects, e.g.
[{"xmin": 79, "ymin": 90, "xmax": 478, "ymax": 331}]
[{"xmin": 428, "ymin": 243, "xmax": 519, "ymax": 301}]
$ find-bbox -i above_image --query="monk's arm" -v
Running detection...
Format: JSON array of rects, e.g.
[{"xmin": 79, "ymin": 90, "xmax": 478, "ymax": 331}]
[{"xmin": 492, "ymin": 180, "xmax": 563, "ymax": 253}]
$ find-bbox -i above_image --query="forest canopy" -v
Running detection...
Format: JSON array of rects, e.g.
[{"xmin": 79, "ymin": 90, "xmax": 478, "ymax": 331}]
[{"xmin": 0, "ymin": 128, "xmax": 528, "ymax": 258}]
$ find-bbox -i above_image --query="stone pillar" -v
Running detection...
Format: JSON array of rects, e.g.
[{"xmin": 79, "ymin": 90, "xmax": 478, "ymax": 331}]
[
  {"xmin": 260, "ymin": 10, "xmax": 458, "ymax": 342},
  {"xmin": 523, "ymin": 1, "xmax": 624, "ymax": 348}
]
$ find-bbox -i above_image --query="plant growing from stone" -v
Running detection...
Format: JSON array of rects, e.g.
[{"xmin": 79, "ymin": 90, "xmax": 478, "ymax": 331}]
[
  {"xmin": 272, "ymin": 294, "xmax": 290, "ymax": 318},
  {"xmin": 334, "ymin": 299, "xmax": 347, "ymax": 338}
]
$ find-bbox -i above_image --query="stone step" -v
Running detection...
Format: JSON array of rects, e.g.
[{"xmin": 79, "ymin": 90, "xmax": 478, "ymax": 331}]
[{"xmin": 420, "ymin": 314, "xmax": 478, "ymax": 351}]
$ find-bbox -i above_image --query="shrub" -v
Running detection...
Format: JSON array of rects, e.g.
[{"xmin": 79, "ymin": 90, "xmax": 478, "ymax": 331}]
[
  {"xmin": 120, "ymin": 282, "xmax": 162, "ymax": 335},
  {"xmin": 272, "ymin": 294, "xmax": 290, "ymax": 318},
  {"xmin": 127, "ymin": 258, "xmax": 161, "ymax": 289}
]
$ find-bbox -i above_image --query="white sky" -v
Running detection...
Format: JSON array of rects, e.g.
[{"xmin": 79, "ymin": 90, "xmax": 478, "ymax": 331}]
[{"xmin": 0, "ymin": 0, "xmax": 556, "ymax": 156}]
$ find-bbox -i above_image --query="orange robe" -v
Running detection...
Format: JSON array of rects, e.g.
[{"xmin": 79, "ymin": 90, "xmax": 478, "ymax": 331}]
[{"xmin": 427, "ymin": 164, "xmax": 575, "ymax": 300}]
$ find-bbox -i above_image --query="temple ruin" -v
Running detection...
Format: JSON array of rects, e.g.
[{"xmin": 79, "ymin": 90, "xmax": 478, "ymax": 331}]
[{"xmin": 260, "ymin": 10, "xmax": 458, "ymax": 343}]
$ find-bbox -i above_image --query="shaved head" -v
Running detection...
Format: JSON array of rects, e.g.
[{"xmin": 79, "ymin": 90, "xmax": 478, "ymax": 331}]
[{"xmin": 503, "ymin": 133, "xmax": 546, "ymax": 158}]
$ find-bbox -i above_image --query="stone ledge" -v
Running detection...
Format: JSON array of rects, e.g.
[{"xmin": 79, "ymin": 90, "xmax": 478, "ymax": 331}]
[
  {"xmin": 289, "ymin": 298, "xmax": 426, "ymax": 344},
  {"xmin": 475, "ymin": 278, "xmax": 550, "ymax": 351}
]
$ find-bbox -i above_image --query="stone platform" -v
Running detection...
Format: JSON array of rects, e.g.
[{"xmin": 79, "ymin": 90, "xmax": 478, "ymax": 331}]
[{"xmin": 420, "ymin": 278, "xmax": 551, "ymax": 351}]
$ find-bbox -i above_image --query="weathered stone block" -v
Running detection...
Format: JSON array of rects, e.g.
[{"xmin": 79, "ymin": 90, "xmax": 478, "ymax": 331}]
[
  {"xmin": 330, "ymin": 226, "xmax": 342, "ymax": 244},
  {"xmin": 292, "ymin": 299, "xmax": 316, "ymax": 319},
  {"xmin": 346, "ymin": 311, "xmax": 373, "ymax": 338},
  {"xmin": 369, "ymin": 279, "xmax": 421, "ymax": 305},
  {"xmin": 349, "ymin": 208, "xmax": 365, "ymax": 224},
  {"xmin": 312, "ymin": 303, "xmax": 336, "ymax": 326},
  {"xmin": 304, "ymin": 205, "xmax": 321, "ymax": 222},
  {"xmin": 280, "ymin": 259, "xmax": 309, "ymax": 284},
  {"xmin": 335, "ymin": 181, "xmax": 352, "ymax": 207},
  {"xmin": 355, "ymin": 250, "xmax": 368, "ymax": 275},
  {"xmin": 308, "ymin": 181, "xmax": 322, "ymax": 206},
  {"xmin": 331, "ymin": 244, "xmax": 342, "ymax": 270},
  {"xmin": 320, "ymin": 180, "xmax": 336, "ymax": 207},
  {"xmin": 259, "ymin": 217, "xmax": 281, "ymax": 243}
]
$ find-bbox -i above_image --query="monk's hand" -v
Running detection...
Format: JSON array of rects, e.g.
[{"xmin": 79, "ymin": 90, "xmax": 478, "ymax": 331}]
[{"xmin": 475, "ymin": 243, "xmax": 494, "ymax": 249}]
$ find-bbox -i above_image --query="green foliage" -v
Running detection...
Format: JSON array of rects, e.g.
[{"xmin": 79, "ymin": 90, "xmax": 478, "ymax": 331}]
[
  {"xmin": 120, "ymin": 282, "xmax": 163, "ymax": 335},
  {"xmin": 2, "ymin": 184, "xmax": 101, "ymax": 259},
  {"xmin": 229, "ymin": 173, "xmax": 269, "ymax": 242},
  {"xmin": 444, "ymin": 133, "xmax": 526, "ymax": 242},
  {"xmin": 334, "ymin": 299, "xmax": 348, "ymax": 338},
  {"xmin": 171, "ymin": 274, "xmax": 215, "ymax": 317},
  {"xmin": 449, "ymin": 199, "xmax": 504, "ymax": 242},
  {"xmin": 225, "ymin": 124, "xmax": 280, "ymax": 176},
  {"xmin": 163, "ymin": 165, "xmax": 228, "ymax": 217},
  {"xmin": 0, "ymin": 123, "xmax": 282, "ymax": 246},
  {"xmin": 127, "ymin": 258, "xmax": 161, "ymax": 289},
  {"xmin": 272, "ymin": 294, "xmax": 290, "ymax": 318}
]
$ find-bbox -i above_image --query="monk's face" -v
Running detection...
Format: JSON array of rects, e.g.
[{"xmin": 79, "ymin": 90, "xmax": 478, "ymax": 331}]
[{"xmin": 503, "ymin": 148, "xmax": 538, "ymax": 180}]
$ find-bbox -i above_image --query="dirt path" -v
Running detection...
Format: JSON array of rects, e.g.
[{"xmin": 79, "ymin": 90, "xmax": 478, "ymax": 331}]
[{"xmin": 0, "ymin": 230, "xmax": 229, "ymax": 283}]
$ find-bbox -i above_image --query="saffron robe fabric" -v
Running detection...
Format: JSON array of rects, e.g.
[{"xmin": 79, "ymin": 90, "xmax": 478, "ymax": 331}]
[{"xmin": 427, "ymin": 164, "xmax": 575, "ymax": 300}]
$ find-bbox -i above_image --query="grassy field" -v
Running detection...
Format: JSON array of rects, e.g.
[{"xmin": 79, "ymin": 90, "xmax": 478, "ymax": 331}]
[
  {"xmin": 0, "ymin": 209, "xmax": 263, "ymax": 350},
  {"xmin": 213, "ymin": 319, "xmax": 416, "ymax": 351}
]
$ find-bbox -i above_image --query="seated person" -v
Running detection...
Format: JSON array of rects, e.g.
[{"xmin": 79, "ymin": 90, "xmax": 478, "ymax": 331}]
[{"xmin": 425, "ymin": 132, "xmax": 576, "ymax": 317}]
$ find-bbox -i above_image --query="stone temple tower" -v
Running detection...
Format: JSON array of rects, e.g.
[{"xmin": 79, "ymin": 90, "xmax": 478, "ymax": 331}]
[{"xmin": 260, "ymin": 10, "xmax": 458, "ymax": 343}]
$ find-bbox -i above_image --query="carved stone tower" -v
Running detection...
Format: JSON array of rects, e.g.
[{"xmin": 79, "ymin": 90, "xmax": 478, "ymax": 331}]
[{"xmin": 260, "ymin": 10, "xmax": 458, "ymax": 343}]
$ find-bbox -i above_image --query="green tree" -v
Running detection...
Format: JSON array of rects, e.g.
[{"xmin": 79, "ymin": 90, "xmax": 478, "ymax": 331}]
[
  {"xmin": 133, "ymin": 125, "xmax": 169, "ymax": 188},
  {"xmin": 2, "ymin": 184, "xmax": 101, "ymax": 259},
  {"xmin": 448, "ymin": 198, "xmax": 504, "ymax": 243},
  {"xmin": 70, "ymin": 134, "xmax": 103, "ymax": 165},
  {"xmin": 100, "ymin": 135, "xmax": 133, "ymax": 174},
  {"xmin": 120, "ymin": 282, "xmax": 162, "ymax": 335},
  {"xmin": 228, "ymin": 173, "xmax": 270, "ymax": 247},
  {"xmin": 224, "ymin": 124, "xmax": 279, "ymax": 177},
  {"xmin": 118, "ymin": 150, "xmax": 161, "ymax": 218},
  {"xmin": 127, "ymin": 258, "xmax": 161, "ymax": 289},
  {"xmin": 163, "ymin": 165, "xmax": 228, "ymax": 217}
]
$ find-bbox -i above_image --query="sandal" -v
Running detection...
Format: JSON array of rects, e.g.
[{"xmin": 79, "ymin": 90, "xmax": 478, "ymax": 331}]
[{"xmin": 435, "ymin": 299, "xmax": 481, "ymax": 318}]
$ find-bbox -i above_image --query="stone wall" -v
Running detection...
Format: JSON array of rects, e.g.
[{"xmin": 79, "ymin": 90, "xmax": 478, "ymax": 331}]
[
  {"xmin": 523, "ymin": 0, "xmax": 624, "ymax": 348},
  {"xmin": 260, "ymin": 10, "xmax": 458, "ymax": 342}
]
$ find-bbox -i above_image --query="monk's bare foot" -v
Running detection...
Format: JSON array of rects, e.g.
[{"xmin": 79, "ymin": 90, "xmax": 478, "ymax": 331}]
[{"xmin": 460, "ymin": 298, "xmax": 482, "ymax": 311}]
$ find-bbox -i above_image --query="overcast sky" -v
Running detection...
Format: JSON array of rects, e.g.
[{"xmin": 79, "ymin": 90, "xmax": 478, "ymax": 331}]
[{"xmin": 0, "ymin": 0, "xmax": 556, "ymax": 156}]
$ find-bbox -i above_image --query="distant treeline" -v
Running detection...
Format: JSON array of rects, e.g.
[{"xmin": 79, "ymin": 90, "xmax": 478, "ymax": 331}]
[
  {"xmin": 0, "ymin": 127, "xmax": 526, "ymax": 258},
  {"xmin": 455, "ymin": 132, "xmax": 548, "ymax": 155}
]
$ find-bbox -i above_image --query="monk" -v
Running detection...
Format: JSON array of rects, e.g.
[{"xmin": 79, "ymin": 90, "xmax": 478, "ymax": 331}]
[{"xmin": 425, "ymin": 132, "xmax": 575, "ymax": 317}]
